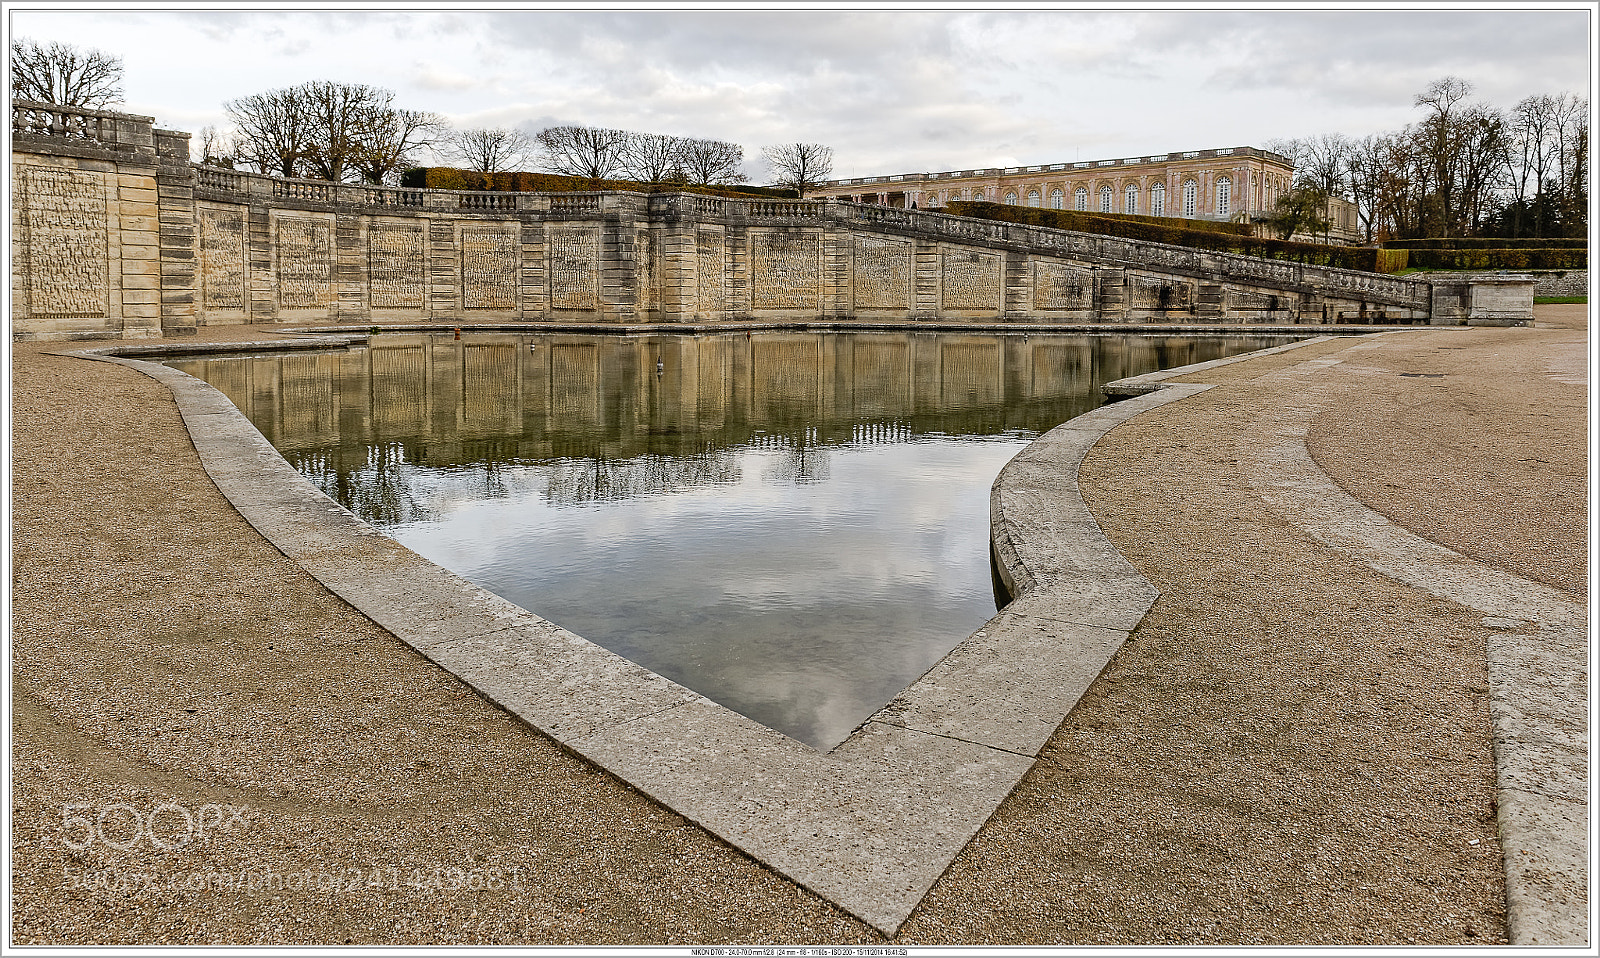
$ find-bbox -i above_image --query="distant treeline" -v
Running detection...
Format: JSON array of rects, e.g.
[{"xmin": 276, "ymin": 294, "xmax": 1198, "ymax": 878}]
[{"xmin": 399, "ymin": 168, "xmax": 797, "ymax": 198}]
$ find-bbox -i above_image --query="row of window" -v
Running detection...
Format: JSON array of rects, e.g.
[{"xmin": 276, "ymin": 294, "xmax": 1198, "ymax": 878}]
[{"xmin": 981, "ymin": 178, "xmax": 1234, "ymax": 217}]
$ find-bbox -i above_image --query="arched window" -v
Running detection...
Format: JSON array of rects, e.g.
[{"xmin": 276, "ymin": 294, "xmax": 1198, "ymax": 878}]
[
  {"xmin": 972, "ymin": 189, "xmax": 985, "ymax": 202},
  {"xmin": 1004, "ymin": 191, "xmax": 1018, "ymax": 205},
  {"xmin": 1027, "ymin": 189, "xmax": 1041, "ymax": 207},
  {"xmin": 1100, "ymin": 186, "xmax": 1113, "ymax": 213},
  {"xmin": 1125, "ymin": 184, "xmax": 1139, "ymax": 215},
  {"xmin": 1182, "ymin": 180, "xmax": 1198, "ymax": 217},
  {"xmin": 1074, "ymin": 187, "xmax": 1088, "ymax": 211},
  {"xmin": 1216, "ymin": 176, "xmax": 1231, "ymax": 216},
  {"xmin": 1050, "ymin": 188, "xmax": 1064, "ymax": 209},
  {"xmin": 1150, "ymin": 182, "xmax": 1165, "ymax": 217}
]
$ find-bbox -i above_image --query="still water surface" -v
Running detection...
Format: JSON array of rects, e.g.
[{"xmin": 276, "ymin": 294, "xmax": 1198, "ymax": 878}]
[{"xmin": 170, "ymin": 329, "xmax": 1298, "ymax": 749}]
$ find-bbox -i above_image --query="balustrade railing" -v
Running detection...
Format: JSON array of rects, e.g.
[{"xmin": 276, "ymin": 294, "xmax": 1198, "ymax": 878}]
[
  {"xmin": 272, "ymin": 179, "xmax": 332, "ymax": 202},
  {"xmin": 548, "ymin": 194, "xmax": 601, "ymax": 214},
  {"xmin": 12, "ymin": 99, "xmax": 135, "ymax": 149},
  {"xmin": 196, "ymin": 166, "xmax": 242, "ymax": 192},
  {"xmin": 459, "ymin": 192, "xmax": 519, "ymax": 211},
  {"xmin": 363, "ymin": 187, "xmax": 424, "ymax": 208}
]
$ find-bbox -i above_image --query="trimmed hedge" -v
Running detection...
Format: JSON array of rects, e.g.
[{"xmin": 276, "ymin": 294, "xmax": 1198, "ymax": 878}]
[
  {"xmin": 1404, "ymin": 248, "xmax": 1588, "ymax": 271},
  {"xmin": 1382, "ymin": 237, "xmax": 1586, "ymax": 250},
  {"xmin": 399, "ymin": 167, "xmax": 797, "ymax": 199},
  {"xmin": 942, "ymin": 202, "xmax": 1255, "ymax": 237},
  {"xmin": 946, "ymin": 201, "xmax": 1406, "ymax": 274}
]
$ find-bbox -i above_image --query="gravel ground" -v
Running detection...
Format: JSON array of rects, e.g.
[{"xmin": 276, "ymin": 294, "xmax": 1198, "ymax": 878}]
[{"xmin": 9, "ymin": 307, "xmax": 1584, "ymax": 946}]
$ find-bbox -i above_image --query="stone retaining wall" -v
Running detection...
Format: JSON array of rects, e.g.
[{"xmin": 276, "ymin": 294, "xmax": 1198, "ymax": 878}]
[
  {"xmin": 11, "ymin": 101, "xmax": 1535, "ymax": 340},
  {"xmin": 1530, "ymin": 270, "xmax": 1588, "ymax": 298}
]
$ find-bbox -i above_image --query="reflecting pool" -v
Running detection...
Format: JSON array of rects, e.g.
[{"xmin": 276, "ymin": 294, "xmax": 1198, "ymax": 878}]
[{"xmin": 170, "ymin": 328, "xmax": 1299, "ymax": 749}]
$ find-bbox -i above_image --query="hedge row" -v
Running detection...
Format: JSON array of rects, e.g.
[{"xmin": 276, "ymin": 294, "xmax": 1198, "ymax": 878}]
[
  {"xmin": 940, "ymin": 202, "xmax": 1255, "ymax": 238},
  {"xmin": 1382, "ymin": 237, "xmax": 1586, "ymax": 250},
  {"xmin": 1405, "ymin": 248, "xmax": 1588, "ymax": 271},
  {"xmin": 945, "ymin": 201, "xmax": 1404, "ymax": 273},
  {"xmin": 399, "ymin": 167, "xmax": 797, "ymax": 199}
]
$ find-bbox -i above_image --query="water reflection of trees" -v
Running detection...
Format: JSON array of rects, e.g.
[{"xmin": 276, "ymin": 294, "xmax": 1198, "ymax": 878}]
[
  {"xmin": 290, "ymin": 443, "xmax": 438, "ymax": 526},
  {"xmin": 173, "ymin": 331, "xmax": 1303, "ymax": 512},
  {"xmin": 542, "ymin": 448, "xmax": 741, "ymax": 505}
]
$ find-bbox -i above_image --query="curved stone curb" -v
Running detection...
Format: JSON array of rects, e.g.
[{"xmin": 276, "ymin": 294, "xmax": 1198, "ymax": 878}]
[
  {"xmin": 1103, "ymin": 334, "xmax": 1343, "ymax": 396},
  {"xmin": 1235, "ymin": 355, "xmax": 1589, "ymax": 947},
  {"xmin": 58, "ymin": 335, "xmax": 1283, "ymax": 935}
]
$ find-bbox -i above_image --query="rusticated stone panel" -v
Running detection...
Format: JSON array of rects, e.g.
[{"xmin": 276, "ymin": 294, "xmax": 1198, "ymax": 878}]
[
  {"xmin": 20, "ymin": 167, "xmax": 108, "ymax": 317},
  {"xmin": 548, "ymin": 227, "xmax": 598, "ymax": 311},
  {"xmin": 697, "ymin": 229, "xmax": 725, "ymax": 313},
  {"xmin": 854, "ymin": 236, "xmax": 910, "ymax": 310},
  {"xmin": 1227, "ymin": 287, "xmax": 1276, "ymax": 311},
  {"xmin": 368, "ymin": 223, "xmax": 426, "ymax": 309},
  {"xmin": 1032, "ymin": 261, "xmax": 1093, "ymax": 311},
  {"xmin": 751, "ymin": 231, "xmax": 820, "ymax": 309},
  {"xmin": 276, "ymin": 216, "xmax": 333, "ymax": 308},
  {"xmin": 1126, "ymin": 278, "xmax": 1193, "ymax": 310},
  {"xmin": 199, "ymin": 206, "xmax": 246, "ymax": 309},
  {"xmin": 463, "ymin": 227, "xmax": 518, "ymax": 310},
  {"xmin": 941, "ymin": 249, "xmax": 1000, "ymax": 310}
]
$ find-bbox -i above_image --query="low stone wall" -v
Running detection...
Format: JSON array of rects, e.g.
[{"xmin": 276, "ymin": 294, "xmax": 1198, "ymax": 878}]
[{"xmin": 1530, "ymin": 269, "xmax": 1588, "ymax": 298}]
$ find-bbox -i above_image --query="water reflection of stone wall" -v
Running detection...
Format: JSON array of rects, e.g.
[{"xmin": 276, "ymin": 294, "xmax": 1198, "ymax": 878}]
[{"xmin": 175, "ymin": 332, "xmax": 1298, "ymax": 503}]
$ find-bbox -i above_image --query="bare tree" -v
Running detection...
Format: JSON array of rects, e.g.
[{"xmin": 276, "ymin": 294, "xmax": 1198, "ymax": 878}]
[
  {"xmin": 762, "ymin": 142, "xmax": 833, "ymax": 197},
  {"xmin": 1298, "ymin": 132, "xmax": 1352, "ymax": 198},
  {"xmin": 296, "ymin": 80, "xmax": 395, "ymax": 183},
  {"xmin": 226, "ymin": 85, "xmax": 309, "ymax": 178},
  {"xmin": 1411, "ymin": 76, "xmax": 1476, "ymax": 237},
  {"xmin": 227, "ymin": 80, "xmax": 444, "ymax": 184},
  {"xmin": 449, "ymin": 127, "xmax": 533, "ymax": 174},
  {"xmin": 677, "ymin": 138, "xmax": 747, "ymax": 186},
  {"xmin": 353, "ymin": 106, "xmax": 449, "ymax": 185},
  {"xmin": 535, "ymin": 125, "xmax": 630, "ymax": 179},
  {"xmin": 11, "ymin": 37, "xmax": 123, "ymax": 108},
  {"xmin": 620, "ymin": 132, "xmax": 684, "ymax": 184},
  {"xmin": 194, "ymin": 125, "xmax": 237, "ymax": 167}
]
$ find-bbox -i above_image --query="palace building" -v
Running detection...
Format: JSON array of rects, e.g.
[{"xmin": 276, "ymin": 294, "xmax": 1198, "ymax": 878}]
[{"xmin": 810, "ymin": 146, "xmax": 1361, "ymax": 244}]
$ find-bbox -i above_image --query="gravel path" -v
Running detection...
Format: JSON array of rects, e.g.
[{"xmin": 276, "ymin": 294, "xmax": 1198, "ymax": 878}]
[{"xmin": 9, "ymin": 307, "xmax": 1585, "ymax": 945}]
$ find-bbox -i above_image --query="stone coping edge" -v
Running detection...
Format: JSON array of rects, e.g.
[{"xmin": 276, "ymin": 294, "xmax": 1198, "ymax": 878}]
[
  {"xmin": 1103, "ymin": 334, "xmax": 1344, "ymax": 396},
  {"xmin": 54, "ymin": 332, "xmax": 1315, "ymax": 936}
]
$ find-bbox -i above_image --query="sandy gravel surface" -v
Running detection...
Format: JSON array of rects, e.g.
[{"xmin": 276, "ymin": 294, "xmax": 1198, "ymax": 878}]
[{"xmin": 9, "ymin": 308, "xmax": 1583, "ymax": 945}]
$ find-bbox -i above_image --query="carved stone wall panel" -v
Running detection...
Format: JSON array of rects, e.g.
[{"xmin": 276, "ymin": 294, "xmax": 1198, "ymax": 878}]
[
  {"xmin": 751, "ymin": 231, "xmax": 820, "ymax": 310},
  {"xmin": 276, "ymin": 216, "xmax": 333, "ymax": 308},
  {"xmin": 1031, "ymin": 261, "xmax": 1093, "ymax": 311},
  {"xmin": 368, "ymin": 223, "xmax": 426, "ymax": 309},
  {"xmin": 854, "ymin": 236, "xmax": 911, "ymax": 310},
  {"xmin": 548, "ymin": 227, "xmax": 598, "ymax": 311},
  {"xmin": 199, "ymin": 206, "xmax": 246, "ymax": 310},
  {"xmin": 463, "ymin": 227, "xmax": 518, "ymax": 310},
  {"xmin": 697, "ymin": 229, "xmax": 725, "ymax": 313},
  {"xmin": 1227, "ymin": 287, "xmax": 1276, "ymax": 311},
  {"xmin": 20, "ymin": 166, "xmax": 108, "ymax": 317},
  {"xmin": 941, "ymin": 249, "xmax": 1000, "ymax": 310}
]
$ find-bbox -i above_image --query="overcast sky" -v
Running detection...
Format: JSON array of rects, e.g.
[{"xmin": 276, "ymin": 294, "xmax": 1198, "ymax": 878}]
[{"xmin": 8, "ymin": 5, "xmax": 1594, "ymax": 182}]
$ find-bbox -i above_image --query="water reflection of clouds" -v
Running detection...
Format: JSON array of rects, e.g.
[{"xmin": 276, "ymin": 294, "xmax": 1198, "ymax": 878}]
[{"xmin": 384, "ymin": 438, "xmax": 1022, "ymax": 749}]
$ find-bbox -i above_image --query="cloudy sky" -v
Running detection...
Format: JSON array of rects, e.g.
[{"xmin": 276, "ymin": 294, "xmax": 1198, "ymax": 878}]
[{"xmin": 8, "ymin": 5, "xmax": 1593, "ymax": 182}]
